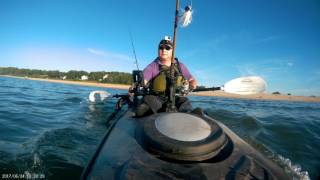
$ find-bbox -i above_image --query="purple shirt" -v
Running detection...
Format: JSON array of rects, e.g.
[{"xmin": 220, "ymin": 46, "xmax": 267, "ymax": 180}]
[{"xmin": 143, "ymin": 58, "xmax": 194, "ymax": 82}]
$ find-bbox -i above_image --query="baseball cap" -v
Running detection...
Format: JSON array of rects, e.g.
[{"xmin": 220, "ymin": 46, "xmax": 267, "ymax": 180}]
[{"xmin": 159, "ymin": 36, "xmax": 173, "ymax": 48}]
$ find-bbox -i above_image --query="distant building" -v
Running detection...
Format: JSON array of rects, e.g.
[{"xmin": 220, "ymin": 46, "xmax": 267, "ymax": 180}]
[
  {"xmin": 61, "ymin": 76, "xmax": 67, "ymax": 80},
  {"xmin": 103, "ymin": 74, "xmax": 109, "ymax": 80},
  {"xmin": 39, "ymin": 75, "xmax": 48, "ymax": 78},
  {"xmin": 81, "ymin": 75, "xmax": 88, "ymax": 80}
]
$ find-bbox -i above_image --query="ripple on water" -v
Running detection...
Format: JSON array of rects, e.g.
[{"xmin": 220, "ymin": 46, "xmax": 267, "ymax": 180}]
[
  {"xmin": 1, "ymin": 125, "xmax": 106, "ymax": 178},
  {"xmin": 205, "ymin": 108, "xmax": 314, "ymax": 179}
]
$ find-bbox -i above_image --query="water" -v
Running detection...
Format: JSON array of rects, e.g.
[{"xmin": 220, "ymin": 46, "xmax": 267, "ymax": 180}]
[{"xmin": 0, "ymin": 76, "xmax": 319, "ymax": 179}]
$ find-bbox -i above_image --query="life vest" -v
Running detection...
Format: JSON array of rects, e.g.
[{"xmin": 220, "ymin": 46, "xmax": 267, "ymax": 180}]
[{"xmin": 151, "ymin": 59, "xmax": 185, "ymax": 94}]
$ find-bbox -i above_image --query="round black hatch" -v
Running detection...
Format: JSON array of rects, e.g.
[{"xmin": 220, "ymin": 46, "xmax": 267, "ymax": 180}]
[{"xmin": 140, "ymin": 112, "xmax": 230, "ymax": 161}]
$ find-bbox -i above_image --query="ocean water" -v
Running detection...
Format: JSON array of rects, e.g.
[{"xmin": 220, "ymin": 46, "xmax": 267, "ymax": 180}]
[{"xmin": 0, "ymin": 76, "xmax": 319, "ymax": 179}]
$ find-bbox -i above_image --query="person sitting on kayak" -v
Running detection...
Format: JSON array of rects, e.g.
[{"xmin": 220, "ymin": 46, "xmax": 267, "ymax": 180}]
[{"xmin": 134, "ymin": 36, "xmax": 197, "ymax": 117}]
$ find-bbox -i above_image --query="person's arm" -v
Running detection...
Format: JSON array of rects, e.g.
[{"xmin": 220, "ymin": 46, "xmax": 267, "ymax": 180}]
[
  {"xmin": 143, "ymin": 61, "xmax": 157, "ymax": 87},
  {"xmin": 179, "ymin": 62, "xmax": 197, "ymax": 89}
]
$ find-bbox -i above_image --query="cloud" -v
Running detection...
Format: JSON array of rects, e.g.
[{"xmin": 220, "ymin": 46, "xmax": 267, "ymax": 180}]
[
  {"xmin": 256, "ymin": 35, "xmax": 280, "ymax": 43},
  {"xmin": 234, "ymin": 58, "xmax": 298, "ymax": 92},
  {"xmin": 306, "ymin": 70, "xmax": 320, "ymax": 85},
  {"xmin": 233, "ymin": 57, "xmax": 320, "ymax": 96},
  {"xmin": 192, "ymin": 70, "xmax": 211, "ymax": 87},
  {"xmin": 314, "ymin": 70, "xmax": 320, "ymax": 75},
  {"xmin": 14, "ymin": 46, "xmax": 135, "ymax": 72},
  {"xmin": 206, "ymin": 34, "xmax": 229, "ymax": 51},
  {"xmin": 180, "ymin": 49, "xmax": 199, "ymax": 60},
  {"xmin": 180, "ymin": 34, "xmax": 230, "ymax": 61},
  {"xmin": 235, "ymin": 57, "xmax": 296, "ymax": 76},
  {"xmin": 87, "ymin": 48, "xmax": 132, "ymax": 62},
  {"xmin": 192, "ymin": 68, "xmax": 228, "ymax": 87},
  {"xmin": 87, "ymin": 48, "xmax": 107, "ymax": 57},
  {"xmin": 236, "ymin": 64, "xmax": 257, "ymax": 76},
  {"xmin": 289, "ymin": 88, "xmax": 320, "ymax": 96}
]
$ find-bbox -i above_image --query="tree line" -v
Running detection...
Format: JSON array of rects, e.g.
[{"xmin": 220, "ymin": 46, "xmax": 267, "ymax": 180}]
[{"xmin": 0, "ymin": 67, "xmax": 132, "ymax": 85}]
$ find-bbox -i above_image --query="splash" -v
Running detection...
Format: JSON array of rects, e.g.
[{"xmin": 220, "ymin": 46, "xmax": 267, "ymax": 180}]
[
  {"xmin": 88, "ymin": 90, "xmax": 110, "ymax": 103},
  {"xmin": 275, "ymin": 154, "xmax": 310, "ymax": 180}
]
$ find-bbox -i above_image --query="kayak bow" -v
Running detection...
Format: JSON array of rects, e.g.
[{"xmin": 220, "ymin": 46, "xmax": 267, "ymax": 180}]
[{"xmin": 81, "ymin": 102, "xmax": 289, "ymax": 179}]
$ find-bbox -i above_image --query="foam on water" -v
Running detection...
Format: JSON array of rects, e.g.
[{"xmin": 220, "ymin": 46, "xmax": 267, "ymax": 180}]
[{"xmin": 276, "ymin": 154, "xmax": 310, "ymax": 180}]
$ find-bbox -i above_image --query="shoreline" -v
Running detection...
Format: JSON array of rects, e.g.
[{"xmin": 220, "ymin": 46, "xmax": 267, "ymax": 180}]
[
  {"xmin": 191, "ymin": 91, "xmax": 320, "ymax": 103},
  {"xmin": 1, "ymin": 75, "xmax": 130, "ymax": 89},
  {"xmin": 1, "ymin": 75, "xmax": 320, "ymax": 103}
]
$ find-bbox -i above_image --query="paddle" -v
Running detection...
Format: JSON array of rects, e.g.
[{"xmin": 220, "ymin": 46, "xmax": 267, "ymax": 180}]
[
  {"xmin": 88, "ymin": 76, "xmax": 267, "ymax": 103},
  {"xmin": 192, "ymin": 76, "xmax": 267, "ymax": 95}
]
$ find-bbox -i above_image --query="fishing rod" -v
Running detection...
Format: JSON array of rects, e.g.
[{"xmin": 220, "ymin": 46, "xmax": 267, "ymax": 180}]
[
  {"xmin": 167, "ymin": 0, "xmax": 180, "ymax": 112},
  {"xmin": 127, "ymin": 28, "xmax": 146, "ymax": 106},
  {"xmin": 128, "ymin": 28, "xmax": 140, "ymax": 71},
  {"xmin": 167, "ymin": 0, "xmax": 193, "ymax": 112}
]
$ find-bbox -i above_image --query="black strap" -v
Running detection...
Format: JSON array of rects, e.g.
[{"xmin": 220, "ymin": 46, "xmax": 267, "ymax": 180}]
[
  {"xmin": 157, "ymin": 58, "xmax": 183, "ymax": 76},
  {"xmin": 174, "ymin": 58, "xmax": 185, "ymax": 79}
]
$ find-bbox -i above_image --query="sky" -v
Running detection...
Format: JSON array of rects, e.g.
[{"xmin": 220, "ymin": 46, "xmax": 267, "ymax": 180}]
[{"xmin": 0, "ymin": 0, "xmax": 319, "ymax": 96}]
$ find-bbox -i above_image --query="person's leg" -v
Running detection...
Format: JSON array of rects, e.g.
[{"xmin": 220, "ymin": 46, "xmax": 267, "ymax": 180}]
[
  {"xmin": 144, "ymin": 95, "xmax": 164, "ymax": 113},
  {"xmin": 135, "ymin": 103, "xmax": 151, "ymax": 117},
  {"xmin": 176, "ymin": 96, "xmax": 192, "ymax": 112},
  {"xmin": 135, "ymin": 95, "xmax": 164, "ymax": 117}
]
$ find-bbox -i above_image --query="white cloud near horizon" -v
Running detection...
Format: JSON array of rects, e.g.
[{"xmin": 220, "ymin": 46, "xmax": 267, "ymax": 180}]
[
  {"xmin": 12, "ymin": 46, "xmax": 135, "ymax": 72},
  {"xmin": 289, "ymin": 88, "xmax": 320, "ymax": 96},
  {"xmin": 193, "ymin": 69, "xmax": 213, "ymax": 87},
  {"xmin": 236, "ymin": 64, "xmax": 257, "ymax": 76},
  {"xmin": 306, "ymin": 70, "xmax": 320, "ymax": 85},
  {"xmin": 86, "ymin": 48, "xmax": 133, "ymax": 62},
  {"xmin": 235, "ymin": 57, "xmax": 296, "ymax": 76},
  {"xmin": 87, "ymin": 48, "xmax": 107, "ymax": 57},
  {"xmin": 232, "ymin": 58, "xmax": 320, "ymax": 96}
]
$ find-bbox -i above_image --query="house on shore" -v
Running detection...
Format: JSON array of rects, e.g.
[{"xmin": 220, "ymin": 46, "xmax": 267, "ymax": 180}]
[{"xmin": 81, "ymin": 75, "xmax": 88, "ymax": 80}]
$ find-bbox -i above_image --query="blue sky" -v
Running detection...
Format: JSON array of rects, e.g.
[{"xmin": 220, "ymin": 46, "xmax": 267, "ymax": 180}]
[{"xmin": 1, "ymin": 0, "xmax": 319, "ymax": 96}]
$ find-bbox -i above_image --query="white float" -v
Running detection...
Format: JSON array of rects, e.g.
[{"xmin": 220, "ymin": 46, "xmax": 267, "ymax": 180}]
[{"xmin": 89, "ymin": 90, "xmax": 110, "ymax": 103}]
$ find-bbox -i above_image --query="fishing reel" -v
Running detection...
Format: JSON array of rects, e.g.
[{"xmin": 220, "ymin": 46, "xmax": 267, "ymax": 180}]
[
  {"xmin": 178, "ymin": 80, "xmax": 192, "ymax": 96},
  {"xmin": 131, "ymin": 70, "xmax": 151, "ymax": 107},
  {"xmin": 131, "ymin": 70, "xmax": 148, "ymax": 96},
  {"xmin": 178, "ymin": 81, "xmax": 189, "ymax": 96}
]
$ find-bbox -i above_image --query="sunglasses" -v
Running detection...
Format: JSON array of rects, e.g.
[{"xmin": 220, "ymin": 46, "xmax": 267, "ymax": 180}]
[{"xmin": 159, "ymin": 45, "xmax": 172, "ymax": 51}]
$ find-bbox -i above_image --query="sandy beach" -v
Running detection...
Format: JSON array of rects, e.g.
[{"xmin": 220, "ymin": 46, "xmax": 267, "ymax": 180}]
[
  {"xmin": 1, "ymin": 75, "xmax": 130, "ymax": 89},
  {"xmin": 2, "ymin": 75, "xmax": 320, "ymax": 103},
  {"xmin": 191, "ymin": 91, "xmax": 320, "ymax": 103}
]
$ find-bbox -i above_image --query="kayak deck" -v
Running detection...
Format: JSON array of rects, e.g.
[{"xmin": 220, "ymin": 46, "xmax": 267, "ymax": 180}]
[{"xmin": 83, "ymin": 109, "xmax": 289, "ymax": 179}]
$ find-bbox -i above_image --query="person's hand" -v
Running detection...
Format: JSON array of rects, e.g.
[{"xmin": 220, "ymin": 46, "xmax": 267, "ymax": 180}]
[
  {"xmin": 189, "ymin": 79, "xmax": 197, "ymax": 90},
  {"xmin": 128, "ymin": 83, "xmax": 135, "ymax": 96}
]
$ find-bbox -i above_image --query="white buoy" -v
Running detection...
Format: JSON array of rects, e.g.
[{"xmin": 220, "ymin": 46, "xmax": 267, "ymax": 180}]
[{"xmin": 88, "ymin": 91, "xmax": 110, "ymax": 103}]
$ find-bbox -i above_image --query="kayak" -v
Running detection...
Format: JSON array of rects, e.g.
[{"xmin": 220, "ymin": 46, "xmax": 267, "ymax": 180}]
[{"xmin": 81, "ymin": 105, "xmax": 289, "ymax": 179}]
